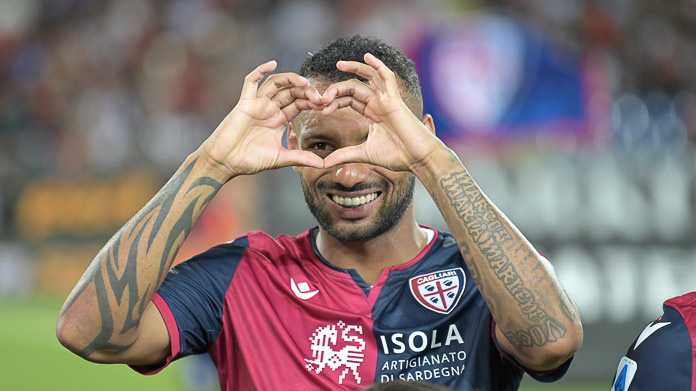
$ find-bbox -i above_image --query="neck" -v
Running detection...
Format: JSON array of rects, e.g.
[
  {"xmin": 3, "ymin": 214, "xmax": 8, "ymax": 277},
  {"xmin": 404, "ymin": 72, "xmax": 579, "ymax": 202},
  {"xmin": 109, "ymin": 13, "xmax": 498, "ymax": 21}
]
[{"xmin": 315, "ymin": 210, "xmax": 428, "ymax": 285}]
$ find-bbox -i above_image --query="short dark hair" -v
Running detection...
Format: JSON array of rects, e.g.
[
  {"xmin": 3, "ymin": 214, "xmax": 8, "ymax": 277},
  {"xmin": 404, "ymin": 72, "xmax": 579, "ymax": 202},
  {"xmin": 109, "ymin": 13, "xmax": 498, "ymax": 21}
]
[{"xmin": 299, "ymin": 35, "xmax": 423, "ymax": 112}]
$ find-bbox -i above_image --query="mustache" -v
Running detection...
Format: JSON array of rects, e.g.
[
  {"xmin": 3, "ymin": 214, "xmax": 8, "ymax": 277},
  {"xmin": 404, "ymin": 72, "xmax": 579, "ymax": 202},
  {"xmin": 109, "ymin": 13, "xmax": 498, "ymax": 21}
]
[{"xmin": 316, "ymin": 180, "xmax": 387, "ymax": 193}]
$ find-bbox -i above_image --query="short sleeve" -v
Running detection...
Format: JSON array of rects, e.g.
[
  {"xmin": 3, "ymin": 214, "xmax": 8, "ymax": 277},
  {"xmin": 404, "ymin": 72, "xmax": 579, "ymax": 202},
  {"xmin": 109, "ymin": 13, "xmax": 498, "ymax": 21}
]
[{"xmin": 130, "ymin": 237, "xmax": 248, "ymax": 375}]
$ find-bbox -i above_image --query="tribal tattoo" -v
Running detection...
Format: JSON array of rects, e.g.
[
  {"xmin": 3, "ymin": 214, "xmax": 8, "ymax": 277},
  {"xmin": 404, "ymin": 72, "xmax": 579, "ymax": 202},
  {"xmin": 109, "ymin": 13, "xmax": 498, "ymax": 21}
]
[
  {"xmin": 64, "ymin": 159, "xmax": 222, "ymax": 356},
  {"xmin": 439, "ymin": 171, "xmax": 566, "ymax": 349}
]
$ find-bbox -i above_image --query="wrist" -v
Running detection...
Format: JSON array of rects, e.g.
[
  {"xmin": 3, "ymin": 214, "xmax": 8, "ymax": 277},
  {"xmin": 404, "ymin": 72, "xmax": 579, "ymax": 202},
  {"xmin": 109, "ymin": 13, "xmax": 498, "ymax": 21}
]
[
  {"xmin": 410, "ymin": 144, "xmax": 462, "ymax": 181},
  {"xmin": 189, "ymin": 147, "xmax": 236, "ymax": 183}
]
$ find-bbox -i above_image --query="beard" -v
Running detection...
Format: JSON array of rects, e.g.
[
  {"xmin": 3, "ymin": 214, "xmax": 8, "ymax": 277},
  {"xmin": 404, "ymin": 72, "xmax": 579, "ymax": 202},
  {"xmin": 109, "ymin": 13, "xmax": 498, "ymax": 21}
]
[{"xmin": 300, "ymin": 173, "xmax": 416, "ymax": 242}]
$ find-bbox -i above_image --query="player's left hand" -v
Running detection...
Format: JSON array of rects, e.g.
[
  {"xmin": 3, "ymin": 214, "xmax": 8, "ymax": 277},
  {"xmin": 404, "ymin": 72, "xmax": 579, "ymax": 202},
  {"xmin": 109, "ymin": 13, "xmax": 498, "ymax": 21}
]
[{"xmin": 320, "ymin": 53, "xmax": 445, "ymax": 172}]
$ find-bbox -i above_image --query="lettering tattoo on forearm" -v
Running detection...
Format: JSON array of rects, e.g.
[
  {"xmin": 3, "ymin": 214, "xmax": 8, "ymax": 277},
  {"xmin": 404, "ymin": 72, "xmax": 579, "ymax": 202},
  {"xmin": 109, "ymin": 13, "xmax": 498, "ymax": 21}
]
[
  {"xmin": 65, "ymin": 159, "xmax": 222, "ymax": 356},
  {"xmin": 439, "ymin": 172, "xmax": 566, "ymax": 349}
]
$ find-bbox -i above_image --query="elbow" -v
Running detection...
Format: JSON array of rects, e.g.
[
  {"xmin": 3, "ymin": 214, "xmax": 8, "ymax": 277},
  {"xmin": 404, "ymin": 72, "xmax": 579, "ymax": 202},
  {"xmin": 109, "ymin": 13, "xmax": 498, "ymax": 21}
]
[
  {"xmin": 523, "ymin": 323, "xmax": 584, "ymax": 371},
  {"xmin": 56, "ymin": 312, "xmax": 88, "ymax": 359},
  {"xmin": 56, "ymin": 309, "xmax": 103, "ymax": 361}
]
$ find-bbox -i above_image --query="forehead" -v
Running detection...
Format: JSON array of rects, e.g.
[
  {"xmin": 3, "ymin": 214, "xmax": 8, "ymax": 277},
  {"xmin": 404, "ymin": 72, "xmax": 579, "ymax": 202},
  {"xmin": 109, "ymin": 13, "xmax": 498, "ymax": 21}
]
[
  {"xmin": 294, "ymin": 106, "xmax": 369, "ymax": 141},
  {"xmin": 293, "ymin": 78, "xmax": 416, "ymax": 140}
]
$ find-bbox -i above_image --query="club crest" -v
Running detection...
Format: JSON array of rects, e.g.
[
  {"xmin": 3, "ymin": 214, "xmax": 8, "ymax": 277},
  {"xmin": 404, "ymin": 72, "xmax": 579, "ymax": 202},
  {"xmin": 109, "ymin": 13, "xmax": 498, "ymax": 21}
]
[{"xmin": 409, "ymin": 268, "xmax": 465, "ymax": 314}]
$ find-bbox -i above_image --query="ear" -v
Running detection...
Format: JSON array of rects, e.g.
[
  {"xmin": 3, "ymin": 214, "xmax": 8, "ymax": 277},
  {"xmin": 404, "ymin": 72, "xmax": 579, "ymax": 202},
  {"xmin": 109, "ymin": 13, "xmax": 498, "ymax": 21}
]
[
  {"xmin": 421, "ymin": 114, "xmax": 436, "ymax": 136},
  {"xmin": 287, "ymin": 123, "xmax": 302, "ymax": 173}
]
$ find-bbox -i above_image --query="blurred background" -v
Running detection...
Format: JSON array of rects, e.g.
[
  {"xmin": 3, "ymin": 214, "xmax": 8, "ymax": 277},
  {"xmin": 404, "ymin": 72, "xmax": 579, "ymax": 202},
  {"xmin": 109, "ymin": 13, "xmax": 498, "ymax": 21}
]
[{"xmin": 1, "ymin": 0, "xmax": 695, "ymax": 390}]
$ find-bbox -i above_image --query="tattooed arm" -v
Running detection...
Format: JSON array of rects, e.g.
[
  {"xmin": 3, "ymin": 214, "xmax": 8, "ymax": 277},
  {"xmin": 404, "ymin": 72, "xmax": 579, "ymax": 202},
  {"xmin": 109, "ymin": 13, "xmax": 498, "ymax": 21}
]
[
  {"xmin": 322, "ymin": 54, "xmax": 583, "ymax": 371},
  {"xmin": 56, "ymin": 61, "xmax": 324, "ymax": 365},
  {"xmin": 56, "ymin": 156, "xmax": 226, "ymax": 364},
  {"xmin": 416, "ymin": 154, "xmax": 583, "ymax": 370}
]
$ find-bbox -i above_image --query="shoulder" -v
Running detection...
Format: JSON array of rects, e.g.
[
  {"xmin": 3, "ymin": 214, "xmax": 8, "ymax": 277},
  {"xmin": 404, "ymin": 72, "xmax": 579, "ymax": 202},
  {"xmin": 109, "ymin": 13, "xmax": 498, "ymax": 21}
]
[
  {"xmin": 664, "ymin": 291, "xmax": 696, "ymax": 316},
  {"xmin": 183, "ymin": 229, "xmax": 311, "ymax": 261},
  {"xmin": 631, "ymin": 291, "xmax": 696, "ymax": 353},
  {"xmin": 422, "ymin": 229, "xmax": 464, "ymax": 265},
  {"xmin": 242, "ymin": 229, "xmax": 314, "ymax": 260},
  {"xmin": 174, "ymin": 229, "xmax": 315, "ymax": 275},
  {"xmin": 611, "ymin": 292, "xmax": 696, "ymax": 391}
]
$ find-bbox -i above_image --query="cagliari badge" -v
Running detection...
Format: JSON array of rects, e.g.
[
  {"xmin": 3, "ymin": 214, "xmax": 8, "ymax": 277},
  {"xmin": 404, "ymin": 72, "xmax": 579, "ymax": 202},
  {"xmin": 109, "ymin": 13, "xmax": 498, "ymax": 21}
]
[{"xmin": 409, "ymin": 268, "xmax": 465, "ymax": 314}]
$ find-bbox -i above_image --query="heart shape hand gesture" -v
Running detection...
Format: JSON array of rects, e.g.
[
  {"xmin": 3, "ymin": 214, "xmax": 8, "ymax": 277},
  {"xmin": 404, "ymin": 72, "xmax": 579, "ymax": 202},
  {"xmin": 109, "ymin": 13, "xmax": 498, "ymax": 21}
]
[{"xmin": 199, "ymin": 53, "xmax": 446, "ymax": 181}]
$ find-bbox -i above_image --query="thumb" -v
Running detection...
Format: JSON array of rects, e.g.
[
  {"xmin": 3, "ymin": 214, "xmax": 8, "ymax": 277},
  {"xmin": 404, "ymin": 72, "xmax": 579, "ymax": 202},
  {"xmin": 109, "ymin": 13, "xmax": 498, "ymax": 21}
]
[
  {"xmin": 323, "ymin": 144, "xmax": 369, "ymax": 168},
  {"xmin": 276, "ymin": 149, "xmax": 325, "ymax": 169}
]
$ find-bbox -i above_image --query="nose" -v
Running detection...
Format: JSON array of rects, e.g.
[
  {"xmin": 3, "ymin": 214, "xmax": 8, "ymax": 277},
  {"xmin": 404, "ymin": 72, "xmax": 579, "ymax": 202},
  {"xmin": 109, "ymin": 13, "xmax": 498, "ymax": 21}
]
[{"xmin": 332, "ymin": 163, "xmax": 371, "ymax": 188}]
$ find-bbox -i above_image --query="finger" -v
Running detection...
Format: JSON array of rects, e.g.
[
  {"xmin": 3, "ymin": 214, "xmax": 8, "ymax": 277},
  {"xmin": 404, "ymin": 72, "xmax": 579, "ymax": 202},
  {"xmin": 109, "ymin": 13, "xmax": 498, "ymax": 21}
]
[
  {"xmin": 281, "ymin": 99, "xmax": 326, "ymax": 121},
  {"xmin": 240, "ymin": 60, "xmax": 278, "ymax": 99},
  {"xmin": 257, "ymin": 72, "xmax": 309, "ymax": 99},
  {"xmin": 323, "ymin": 144, "xmax": 369, "ymax": 168},
  {"xmin": 322, "ymin": 96, "xmax": 368, "ymax": 116},
  {"xmin": 336, "ymin": 60, "xmax": 385, "ymax": 92},
  {"xmin": 321, "ymin": 79, "xmax": 374, "ymax": 105},
  {"xmin": 273, "ymin": 85, "xmax": 323, "ymax": 108},
  {"xmin": 364, "ymin": 53, "xmax": 400, "ymax": 97},
  {"xmin": 276, "ymin": 149, "xmax": 325, "ymax": 169}
]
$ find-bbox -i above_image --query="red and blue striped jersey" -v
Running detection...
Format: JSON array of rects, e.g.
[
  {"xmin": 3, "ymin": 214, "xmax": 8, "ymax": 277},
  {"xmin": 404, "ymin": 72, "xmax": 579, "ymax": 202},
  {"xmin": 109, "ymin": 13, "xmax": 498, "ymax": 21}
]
[{"xmin": 133, "ymin": 227, "xmax": 570, "ymax": 390}]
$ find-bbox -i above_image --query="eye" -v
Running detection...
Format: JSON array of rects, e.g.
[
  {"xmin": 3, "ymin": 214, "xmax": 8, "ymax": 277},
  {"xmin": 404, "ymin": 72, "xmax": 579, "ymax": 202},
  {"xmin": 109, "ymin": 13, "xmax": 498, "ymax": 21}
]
[{"xmin": 306, "ymin": 142, "xmax": 335, "ymax": 157}]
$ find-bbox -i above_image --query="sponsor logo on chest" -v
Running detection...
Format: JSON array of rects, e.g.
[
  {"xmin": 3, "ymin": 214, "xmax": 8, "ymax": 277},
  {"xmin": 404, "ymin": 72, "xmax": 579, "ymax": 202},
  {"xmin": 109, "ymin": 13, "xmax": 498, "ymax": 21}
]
[{"xmin": 409, "ymin": 268, "xmax": 466, "ymax": 314}]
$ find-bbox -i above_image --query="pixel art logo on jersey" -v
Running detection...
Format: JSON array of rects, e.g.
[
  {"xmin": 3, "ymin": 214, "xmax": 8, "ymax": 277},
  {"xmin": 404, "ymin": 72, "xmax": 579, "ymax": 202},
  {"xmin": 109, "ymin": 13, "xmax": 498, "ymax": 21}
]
[
  {"xmin": 304, "ymin": 321, "xmax": 366, "ymax": 385},
  {"xmin": 410, "ymin": 268, "xmax": 466, "ymax": 314}
]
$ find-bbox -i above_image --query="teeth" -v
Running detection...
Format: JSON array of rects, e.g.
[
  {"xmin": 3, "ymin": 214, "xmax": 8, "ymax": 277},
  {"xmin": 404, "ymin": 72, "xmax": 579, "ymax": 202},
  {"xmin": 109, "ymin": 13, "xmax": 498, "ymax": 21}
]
[{"xmin": 332, "ymin": 193, "xmax": 378, "ymax": 207}]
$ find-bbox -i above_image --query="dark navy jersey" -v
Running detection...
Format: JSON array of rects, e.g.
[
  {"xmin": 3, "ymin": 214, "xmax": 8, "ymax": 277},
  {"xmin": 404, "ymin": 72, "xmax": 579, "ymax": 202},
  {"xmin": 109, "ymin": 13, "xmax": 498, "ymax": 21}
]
[
  {"xmin": 611, "ymin": 292, "xmax": 696, "ymax": 391},
  {"xmin": 132, "ymin": 227, "xmax": 570, "ymax": 391}
]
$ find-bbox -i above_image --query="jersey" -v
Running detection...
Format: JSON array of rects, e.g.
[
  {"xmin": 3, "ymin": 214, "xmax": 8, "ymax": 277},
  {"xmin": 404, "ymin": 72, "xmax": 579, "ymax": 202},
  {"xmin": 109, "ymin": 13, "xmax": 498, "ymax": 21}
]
[
  {"xmin": 610, "ymin": 292, "xmax": 696, "ymax": 391},
  {"xmin": 132, "ymin": 227, "xmax": 571, "ymax": 390}
]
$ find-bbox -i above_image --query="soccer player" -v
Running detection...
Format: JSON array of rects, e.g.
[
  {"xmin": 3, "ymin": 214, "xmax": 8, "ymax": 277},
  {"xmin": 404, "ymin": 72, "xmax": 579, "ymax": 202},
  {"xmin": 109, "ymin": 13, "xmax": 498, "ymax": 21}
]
[
  {"xmin": 610, "ymin": 292, "xmax": 696, "ymax": 391},
  {"xmin": 56, "ymin": 35, "xmax": 583, "ymax": 390}
]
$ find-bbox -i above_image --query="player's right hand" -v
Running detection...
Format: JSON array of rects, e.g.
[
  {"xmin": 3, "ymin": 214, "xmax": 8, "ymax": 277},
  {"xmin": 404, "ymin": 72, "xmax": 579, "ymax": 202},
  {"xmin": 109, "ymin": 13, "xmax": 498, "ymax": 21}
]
[{"xmin": 200, "ymin": 60, "xmax": 325, "ymax": 179}]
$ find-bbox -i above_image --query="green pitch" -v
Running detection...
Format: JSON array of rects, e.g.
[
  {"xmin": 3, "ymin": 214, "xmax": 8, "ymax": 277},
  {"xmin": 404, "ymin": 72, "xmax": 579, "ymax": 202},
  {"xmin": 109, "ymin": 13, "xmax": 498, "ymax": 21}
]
[
  {"xmin": 0, "ymin": 297, "xmax": 188, "ymax": 391},
  {"xmin": 0, "ymin": 297, "xmax": 600, "ymax": 391}
]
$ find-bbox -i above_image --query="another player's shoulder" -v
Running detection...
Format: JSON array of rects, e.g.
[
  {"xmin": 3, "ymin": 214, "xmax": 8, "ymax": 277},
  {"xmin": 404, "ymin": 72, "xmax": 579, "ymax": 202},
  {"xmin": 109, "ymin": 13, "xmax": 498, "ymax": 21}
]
[
  {"xmin": 610, "ymin": 291, "xmax": 696, "ymax": 391},
  {"xmin": 664, "ymin": 291, "xmax": 696, "ymax": 315}
]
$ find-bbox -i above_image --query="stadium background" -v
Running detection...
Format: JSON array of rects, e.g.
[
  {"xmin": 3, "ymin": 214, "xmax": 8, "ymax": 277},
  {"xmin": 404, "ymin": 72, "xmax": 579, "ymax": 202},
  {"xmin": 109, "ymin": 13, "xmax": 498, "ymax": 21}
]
[{"xmin": 1, "ymin": 0, "xmax": 695, "ymax": 390}]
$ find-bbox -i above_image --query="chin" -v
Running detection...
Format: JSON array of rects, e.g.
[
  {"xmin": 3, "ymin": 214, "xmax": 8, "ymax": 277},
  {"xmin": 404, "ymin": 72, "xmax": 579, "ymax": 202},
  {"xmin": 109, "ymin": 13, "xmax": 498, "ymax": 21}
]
[{"xmin": 321, "ymin": 218, "xmax": 393, "ymax": 242}]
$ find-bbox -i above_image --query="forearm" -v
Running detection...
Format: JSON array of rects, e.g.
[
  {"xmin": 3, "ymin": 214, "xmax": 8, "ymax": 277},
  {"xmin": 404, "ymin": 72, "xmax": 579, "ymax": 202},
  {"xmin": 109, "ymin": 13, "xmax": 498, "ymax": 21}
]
[
  {"xmin": 57, "ymin": 150, "xmax": 227, "ymax": 358},
  {"xmin": 414, "ymin": 149, "xmax": 582, "ymax": 368}
]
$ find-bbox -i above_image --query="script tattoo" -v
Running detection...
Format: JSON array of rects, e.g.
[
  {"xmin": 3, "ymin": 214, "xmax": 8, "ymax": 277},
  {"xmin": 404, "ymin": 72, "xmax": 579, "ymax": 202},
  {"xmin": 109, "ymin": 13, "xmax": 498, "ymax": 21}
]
[
  {"xmin": 66, "ymin": 159, "xmax": 221, "ymax": 356},
  {"xmin": 439, "ymin": 172, "xmax": 566, "ymax": 348}
]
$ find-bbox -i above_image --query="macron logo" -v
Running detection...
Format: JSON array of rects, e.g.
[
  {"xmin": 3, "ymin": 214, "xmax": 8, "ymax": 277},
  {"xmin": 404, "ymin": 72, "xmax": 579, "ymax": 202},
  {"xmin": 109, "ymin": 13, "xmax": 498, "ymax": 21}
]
[
  {"xmin": 291, "ymin": 278, "xmax": 319, "ymax": 300},
  {"xmin": 634, "ymin": 321, "xmax": 670, "ymax": 350}
]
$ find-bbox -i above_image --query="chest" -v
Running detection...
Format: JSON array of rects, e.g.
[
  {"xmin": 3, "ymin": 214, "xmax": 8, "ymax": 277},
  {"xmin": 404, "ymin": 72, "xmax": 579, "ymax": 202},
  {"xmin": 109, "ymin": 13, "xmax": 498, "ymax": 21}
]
[{"xmin": 214, "ymin": 251, "xmax": 502, "ymax": 390}]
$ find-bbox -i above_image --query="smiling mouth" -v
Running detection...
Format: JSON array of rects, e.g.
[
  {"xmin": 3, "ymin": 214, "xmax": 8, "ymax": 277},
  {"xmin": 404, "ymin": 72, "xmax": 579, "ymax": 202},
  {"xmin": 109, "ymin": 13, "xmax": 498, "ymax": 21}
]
[{"xmin": 330, "ymin": 192, "xmax": 380, "ymax": 208}]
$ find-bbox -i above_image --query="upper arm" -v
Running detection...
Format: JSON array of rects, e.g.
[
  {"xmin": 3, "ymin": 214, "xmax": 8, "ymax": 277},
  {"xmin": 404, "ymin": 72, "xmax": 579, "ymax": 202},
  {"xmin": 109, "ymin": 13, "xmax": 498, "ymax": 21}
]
[
  {"xmin": 58, "ymin": 239, "xmax": 247, "ymax": 368},
  {"xmin": 86, "ymin": 301, "xmax": 171, "ymax": 366}
]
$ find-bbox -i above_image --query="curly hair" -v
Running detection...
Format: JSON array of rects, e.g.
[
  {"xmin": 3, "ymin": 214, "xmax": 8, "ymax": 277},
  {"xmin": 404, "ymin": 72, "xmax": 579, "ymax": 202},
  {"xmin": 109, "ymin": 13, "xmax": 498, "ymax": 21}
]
[{"xmin": 299, "ymin": 35, "xmax": 423, "ymax": 113}]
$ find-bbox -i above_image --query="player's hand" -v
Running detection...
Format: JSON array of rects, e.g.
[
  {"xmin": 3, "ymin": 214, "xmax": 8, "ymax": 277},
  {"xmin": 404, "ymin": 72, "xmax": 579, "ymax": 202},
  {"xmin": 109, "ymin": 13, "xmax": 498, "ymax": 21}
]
[
  {"xmin": 200, "ymin": 60, "xmax": 325, "ymax": 179},
  {"xmin": 320, "ymin": 53, "xmax": 445, "ymax": 172}
]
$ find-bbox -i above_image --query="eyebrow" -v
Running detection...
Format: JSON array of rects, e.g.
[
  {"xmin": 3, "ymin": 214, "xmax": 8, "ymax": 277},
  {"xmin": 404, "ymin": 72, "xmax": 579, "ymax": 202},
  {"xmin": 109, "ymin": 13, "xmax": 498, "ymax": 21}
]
[{"xmin": 299, "ymin": 130, "xmax": 334, "ymax": 145}]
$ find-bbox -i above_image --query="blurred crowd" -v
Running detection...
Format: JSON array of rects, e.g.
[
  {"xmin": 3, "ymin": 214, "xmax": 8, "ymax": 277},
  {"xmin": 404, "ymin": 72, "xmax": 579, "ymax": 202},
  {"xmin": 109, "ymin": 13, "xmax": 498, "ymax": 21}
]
[{"xmin": 1, "ymin": 0, "xmax": 696, "ymax": 250}]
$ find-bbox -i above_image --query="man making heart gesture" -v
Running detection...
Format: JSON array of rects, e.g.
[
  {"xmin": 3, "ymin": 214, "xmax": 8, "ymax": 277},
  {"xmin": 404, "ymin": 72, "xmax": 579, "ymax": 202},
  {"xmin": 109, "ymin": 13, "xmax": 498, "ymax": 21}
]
[{"xmin": 58, "ymin": 35, "xmax": 582, "ymax": 391}]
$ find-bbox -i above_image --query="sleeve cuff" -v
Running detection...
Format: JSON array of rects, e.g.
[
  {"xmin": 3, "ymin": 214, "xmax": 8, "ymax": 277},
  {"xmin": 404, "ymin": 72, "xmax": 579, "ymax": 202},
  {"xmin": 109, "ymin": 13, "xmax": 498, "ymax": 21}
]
[{"xmin": 129, "ymin": 293, "xmax": 181, "ymax": 375}]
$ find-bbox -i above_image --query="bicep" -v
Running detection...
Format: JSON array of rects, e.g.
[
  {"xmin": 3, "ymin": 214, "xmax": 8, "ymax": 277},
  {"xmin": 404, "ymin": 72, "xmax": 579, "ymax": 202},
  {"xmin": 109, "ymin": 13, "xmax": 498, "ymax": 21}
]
[{"xmin": 88, "ymin": 301, "xmax": 171, "ymax": 366}]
